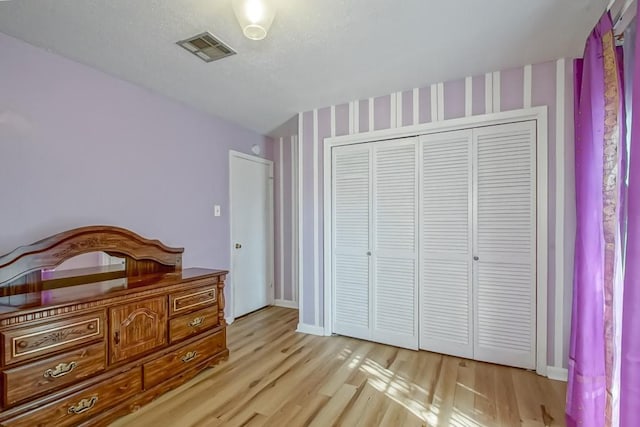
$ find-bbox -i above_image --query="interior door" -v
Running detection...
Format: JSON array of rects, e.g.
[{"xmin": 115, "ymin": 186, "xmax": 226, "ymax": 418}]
[
  {"xmin": 371, "ymin": 138, "xmax": 419, "ymax": 349},
  {"xmin": 332, "ymin": 144, "xmax": 372, "ymax": 341},
  {"xmin": 231, "ymin": 153, "xmax": 273, "ymax": 318},
  {"xmin": 419, "ymin": 129, "xmax": 474, "ymax": 358},
  {"xmin": 472, "ymin": 121, "xmax": 537, "ymax": 369}
]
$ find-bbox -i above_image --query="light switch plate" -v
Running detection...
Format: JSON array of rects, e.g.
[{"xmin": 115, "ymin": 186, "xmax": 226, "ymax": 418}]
[{"xmin": 214, "ymin": 205, "xmax": 221, "ymax": 217}]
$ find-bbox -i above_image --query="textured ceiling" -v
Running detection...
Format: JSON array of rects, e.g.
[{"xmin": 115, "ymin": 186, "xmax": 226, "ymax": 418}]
[{"xmin": 0, "ymin": 0, "xmax": 605, "ymax": 135}]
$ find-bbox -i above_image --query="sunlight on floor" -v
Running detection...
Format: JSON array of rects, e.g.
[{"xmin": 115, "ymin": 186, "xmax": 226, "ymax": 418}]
[
  {"xmin": 336, "ymin": 346, "xmax": 353, "ymax": 361},
  {"xmin": 359, "ymin": 357, "xmax": 486, "ymax": 427},
  {"xmin": 450, "ymin": 408, "xmax": 485, "ymax": 427}
]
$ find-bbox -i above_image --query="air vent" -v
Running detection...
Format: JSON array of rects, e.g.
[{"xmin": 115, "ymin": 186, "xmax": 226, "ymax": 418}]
[{"xmin": 177, "ymin": 32, "xmax": 236, "ymax": 63}]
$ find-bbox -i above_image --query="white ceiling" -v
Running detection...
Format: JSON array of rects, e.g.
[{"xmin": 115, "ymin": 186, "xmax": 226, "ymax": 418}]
[{"xmin": 0, "ymin": 0, "xmax": 605, "ymax": 135}]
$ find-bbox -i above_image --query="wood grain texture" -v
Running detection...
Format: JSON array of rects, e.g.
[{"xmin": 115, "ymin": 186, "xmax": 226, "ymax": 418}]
[
  {"xmin": 81, "ymin": 350, "xmax": 229, "ymax": 427},
  {"xmin": 2, "ymin": 368, "xmax": 141, "ymax": 427},
  {"xmin": 143, "ymin": 330, "xmax": 226, "ymax": 389},
  {"xmin": 169, "ymin": 286, "xmax": 216, "ymax": 316},
  {"xmin": 112, "ymin": 307, "xmax": 567, "ymax": 427},
  {"xmin": 0, "ymin": 226, "xmax": 184, "ymax": 286},
  {"xmin": 0, "ymin": 227, "xmax": 228, "ymax": 424},
  {"xmin": 2, "ymin": 311, "xmax": 105, "ymax": 365},
  {"xmin": 109, "ymin": 298, "xmax": 167, "ymax": 364},
  {"xmin": 0, "ymin": 271, "xmax": 224, "ymax": 326},
  {"xmin": 3, "ymin": 341, "xmax": 106, "ymax": 407},
  {"xmin": 169, "ymin": 305, "xmax": 219, "ymax": 343}
]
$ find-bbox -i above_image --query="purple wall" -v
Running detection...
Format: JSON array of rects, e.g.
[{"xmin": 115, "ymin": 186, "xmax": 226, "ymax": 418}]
[
  {"xmin": 291, "ymin": 60, "xmax": 575, "ymax": 370},
  {"xmin": 0, "ymin": 32, "xmax": 272, "ymax": 316},
  {"xmin": 272, "ymin": 132, "xmax": 298, "ymax": 305}
]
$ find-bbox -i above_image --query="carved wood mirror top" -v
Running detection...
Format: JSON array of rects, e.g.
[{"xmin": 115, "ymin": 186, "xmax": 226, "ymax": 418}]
[{"xmin": 0, "ymin": 226, "xmax": 184, "ymax": 287}]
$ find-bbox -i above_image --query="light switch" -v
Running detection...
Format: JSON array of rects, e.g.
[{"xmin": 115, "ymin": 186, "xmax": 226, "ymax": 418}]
[{"xmin": 214, "ymin": 205, "xmax": 221, "ymax": 217}]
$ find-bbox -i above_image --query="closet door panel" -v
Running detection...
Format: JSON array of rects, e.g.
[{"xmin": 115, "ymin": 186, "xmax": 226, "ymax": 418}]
[
  {"xmin": 332, "ymin": 145, "xmax": 372, "ymax": 340},
  {"xmin": 419, "ymin": 130, "xmax": 473, "ymax": 358},
  {"xmin": 372, "ymin": 140, "xmax": 418, "ymax": 349},
  {"xmin": 473, "ymin": 121, "xmax": 536, "ymax": 369}
]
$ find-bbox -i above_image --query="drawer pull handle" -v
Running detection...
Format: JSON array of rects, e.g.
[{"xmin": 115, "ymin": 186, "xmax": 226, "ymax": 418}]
[
  {"xmin": 67, "ymin": 396, "xmax": 98, "ymax": 415},
  {"xmin": 44, "ymin": 361, "xmax": 77, "ymax": 379},
  {"xmin": 188, "ymin": 317, "xmax": 204, "ymax": 327},
  {"xmin": 181, "ymin": 351, "xmax": 198, "ymax": 363}
]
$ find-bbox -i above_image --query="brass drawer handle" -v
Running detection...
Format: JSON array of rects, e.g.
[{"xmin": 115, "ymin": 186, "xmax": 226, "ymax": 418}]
[
  {"xmin": 181, "ymin": 351, "xmax": 197, "ymax": 363},
  {"xmin": 44, "ymin": 361, "xmax": 77, "ymax": 379},
  {"xmin": 67, "ymin": 396, "xmax": 98, "ymax": 415},
  {"xmin": 188, "ymin": 317, "xmax": 204, "ymax": 327}
]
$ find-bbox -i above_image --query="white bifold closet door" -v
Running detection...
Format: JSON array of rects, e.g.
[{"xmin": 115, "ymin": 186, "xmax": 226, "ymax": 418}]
[
  {"xmin": 419, "ymin": 121, "xmax": 536, "ymax": 369},
  {"xmin": 419, "ymin": 130, "xmax": 474, "ymax": 358},
  {"xmin": 473, "ymin": 122, "xmax": 537, "ymax": 369},
  {"xmin": 332, "ymin": 138, "xmax": 419, "ymax": 349},
  {"xmin": 371, "ymin": 139, "xmax": 419, "ymax": 349},
  {"xmin": 332, "ymin": 121, "xmax": 536, "ymax": 368},
  {"xmin": 332, "ymin": 144, "xmax": 372, "ymax": 341}
]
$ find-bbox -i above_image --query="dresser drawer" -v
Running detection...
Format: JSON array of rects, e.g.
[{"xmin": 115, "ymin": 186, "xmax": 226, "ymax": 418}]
[
  {"xmin": 3, "ymin": 341, "xmax": 106, "ymax": 407},
  {"xmin": 1, "ymin": 311, "xmax": 106, "ymax": 366},
  {"xmin": 1, "ymin": 368, "xmax": 141, "ymax": 427},
  {"xmin": 169, "ymin": 305, "xmax": 219, "ymax": 344},
  {"xmin": 169, "ymin": 285, "xmax": 216, "ymax": 316},
  {"xmin": 143, "ymin": 330, "xmax": 225, "ymax": 389}
]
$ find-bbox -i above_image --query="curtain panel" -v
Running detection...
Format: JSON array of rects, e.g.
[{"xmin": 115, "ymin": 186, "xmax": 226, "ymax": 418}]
[{"xmin": 568, "ymin": 12, "xmax": 625, "ymax": 427}]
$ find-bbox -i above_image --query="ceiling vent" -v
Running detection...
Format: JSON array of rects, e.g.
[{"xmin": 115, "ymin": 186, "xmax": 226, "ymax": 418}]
[{"xmin": 177, "ymin": 32, "xmax": 236, "ymax": 63}]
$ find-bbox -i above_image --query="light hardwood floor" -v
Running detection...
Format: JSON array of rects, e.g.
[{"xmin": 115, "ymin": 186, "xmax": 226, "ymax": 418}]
[{"xmin": 112, "ymin": 306, "xmax": 566, "ymax": 427}]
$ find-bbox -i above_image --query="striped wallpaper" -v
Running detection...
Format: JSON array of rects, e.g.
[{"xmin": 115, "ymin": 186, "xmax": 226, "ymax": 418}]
[
  {"xmin": 272, "ymin": 135, "xmax": 299, "ymax": 308},
  {"xmin": 274, "ymin": 58, "xmax": 575, "ymax": 372}
]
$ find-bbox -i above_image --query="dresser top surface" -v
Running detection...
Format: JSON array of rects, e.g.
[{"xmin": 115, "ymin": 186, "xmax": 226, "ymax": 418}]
[{"xmin": 0, "ymin": 268, "xmax": 227, "ymax": 316}]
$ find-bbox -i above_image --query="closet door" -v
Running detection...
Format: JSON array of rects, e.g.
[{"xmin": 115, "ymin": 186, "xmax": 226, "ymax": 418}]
[
  {"xmin": 332, "ymin": 144, "xmax": 372, "ymax": 341},
  {"xmin": 420, "ymin": 130, "xmax": 473, "ymax": 358},
  {"xmin": 419, "ymin": 130, "xmax": 473, "ymax": 358},
  {"xmin": 473, "ymin": 121, "xmax": 536, "ymax": 369},
  {"xmin": 371, "ymin": 138, "xmax": 419, "ymax": 349}
]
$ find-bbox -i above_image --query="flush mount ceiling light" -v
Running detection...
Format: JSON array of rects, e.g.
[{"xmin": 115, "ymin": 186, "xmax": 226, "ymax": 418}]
[{"xmin": 232, "ymin": 0, "xmax": 276, "ymax": 41}]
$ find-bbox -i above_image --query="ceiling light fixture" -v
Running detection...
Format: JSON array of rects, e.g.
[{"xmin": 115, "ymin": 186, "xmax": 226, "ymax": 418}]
[{"xmin": 232, "ymin": 0, "xmax": 276, "ymax": 41}]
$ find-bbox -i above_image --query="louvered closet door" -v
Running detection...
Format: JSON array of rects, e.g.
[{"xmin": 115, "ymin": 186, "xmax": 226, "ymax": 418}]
[
  {"xmin": 473, "ymin": 121, "xmax": 536, "ymax": 369},
  {"xmin": 419, "ymin": 130, "xmax": 473, "ymax": 358},
  {"xmin": 371, "ymin": 138, "xmax": 419, "ymax": 349},
  {"xmin": 332, "ymin": 144, "xmax": 372, "ymax": 341}
]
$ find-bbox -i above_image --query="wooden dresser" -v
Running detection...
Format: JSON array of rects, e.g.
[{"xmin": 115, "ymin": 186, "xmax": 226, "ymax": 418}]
[{"xmin": 0, "ymin": 226, "xmax": 228, "ymax": 426}]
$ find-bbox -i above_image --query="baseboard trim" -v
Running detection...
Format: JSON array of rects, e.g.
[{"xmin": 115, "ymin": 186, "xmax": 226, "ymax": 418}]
[
  {"xmin": 296, "ymin": 323, "xmax": 325, "ymax": 336},
  {"xmin": 274, "ymin": 299, "xmax": 299, "ymax": 309},
  {"xmin": 547, "ymin": 366, "xmax": 568, "ymax": 382},
  {"xmin": 225, "ymin": 316, "xmax": 235, "ymax": 326}
]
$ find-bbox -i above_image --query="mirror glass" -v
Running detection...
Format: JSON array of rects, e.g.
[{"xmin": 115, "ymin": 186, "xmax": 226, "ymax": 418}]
[{"xmin": 41, "ymin": 252, "xmax": 125, "ymax": 279}]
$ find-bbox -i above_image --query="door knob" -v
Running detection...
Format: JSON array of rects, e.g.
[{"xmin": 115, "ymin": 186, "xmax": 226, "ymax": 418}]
[
  {"xmin": 235, "ymin": 243, "xmax": 242, "ymax": 249},
  {"xmin": 473, "ymin": 256, "xmax": 479, "ymax": 261}
]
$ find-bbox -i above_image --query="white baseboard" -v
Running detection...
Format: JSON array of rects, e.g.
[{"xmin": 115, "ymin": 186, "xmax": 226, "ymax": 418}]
[
  {"xmin": 547, "ymin": 366, "xmax": 568, "ymax": 382},
  {"xmin": 296, "ymin": 323, "xmax": 326, "ymax": 336},
  {"xmin": 274, "ymin": 299, "xmax": 299, "ymax": 309},
  {"xmin": 225, "ymin": 316, "xmax": 235, "ymax": 325}
]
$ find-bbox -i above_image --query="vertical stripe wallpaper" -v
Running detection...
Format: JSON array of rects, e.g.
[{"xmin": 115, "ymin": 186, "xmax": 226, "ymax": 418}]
[{"xmin": 273, "ymin": 58, "xmax": 575, "ymax": 372}]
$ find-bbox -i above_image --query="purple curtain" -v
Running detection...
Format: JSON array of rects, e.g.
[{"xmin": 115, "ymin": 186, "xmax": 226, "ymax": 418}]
[
  {"xmin": 620, "ymin": 2, "xmax": 640, "ymax": 425},
  {"xmin": 568, "ymin": 12, "xmax": 625, "ymax": 427}
]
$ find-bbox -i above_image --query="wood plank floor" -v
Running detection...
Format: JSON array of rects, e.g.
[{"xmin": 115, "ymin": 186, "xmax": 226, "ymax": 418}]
[{"xmin": 111, "ymin": 307, "xmax": 566, "ymax": 427}]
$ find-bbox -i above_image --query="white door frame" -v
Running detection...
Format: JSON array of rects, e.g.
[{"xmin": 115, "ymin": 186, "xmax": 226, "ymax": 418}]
[
  {"xmin": 322, "ymin": 107, "xmax": 549, "ymax": 376},
  {"xmin": 229, "ymin": 150, "xmax": 275, "ymax": 322}
]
